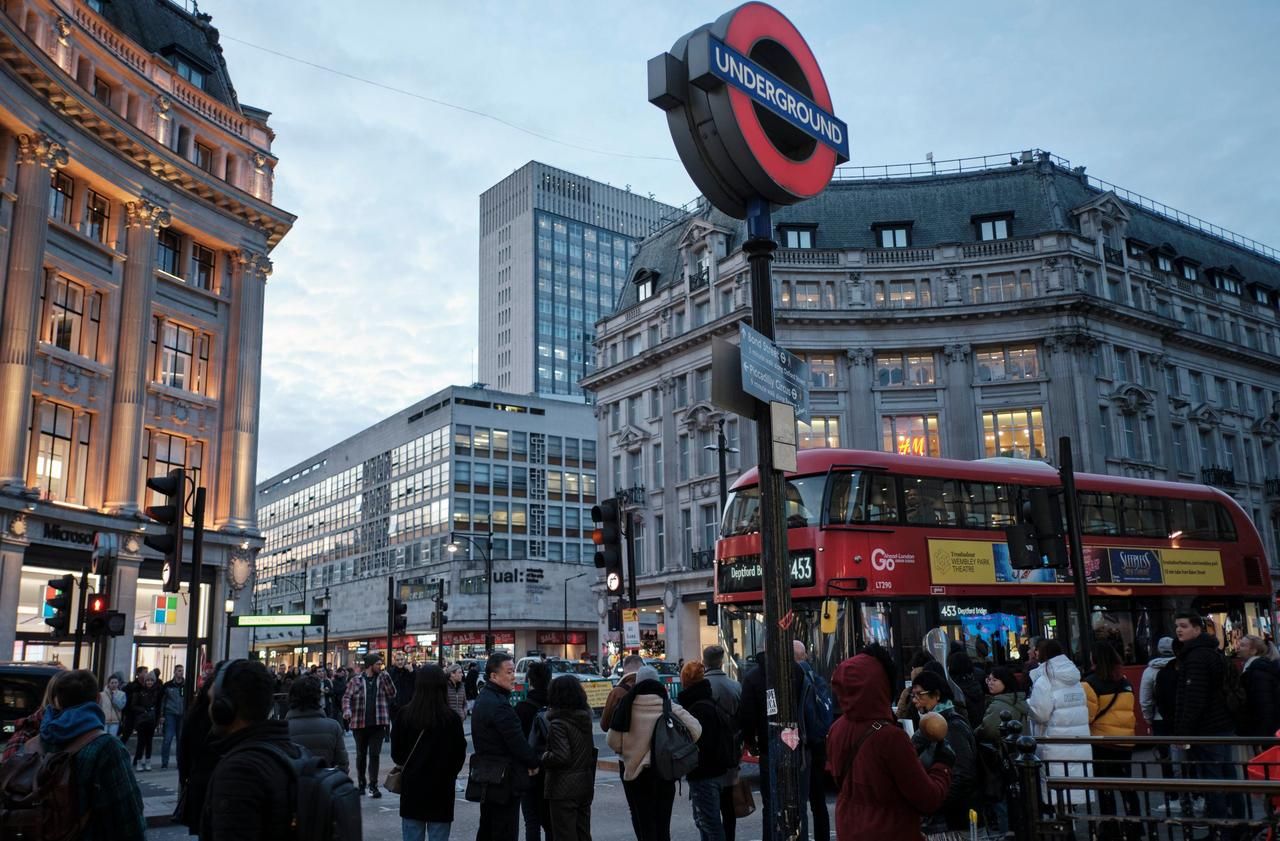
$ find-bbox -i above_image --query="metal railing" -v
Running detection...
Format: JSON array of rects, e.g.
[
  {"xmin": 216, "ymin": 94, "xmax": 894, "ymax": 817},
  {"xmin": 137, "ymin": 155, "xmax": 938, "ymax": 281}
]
[
  {"xmin": 689, "ymin": 549, "xmax": 715, "ymax": 570},
  {"xmin": 1201, "ymin": 465, "xmax": 1238, "ymax": 487},
  {"xmin": 1265, "ymin": 477, "xmax": 1280, "ymax": 498},
  {"xmin": 614, "ymin": 485, "xmax": 646, "ymax": 506}
]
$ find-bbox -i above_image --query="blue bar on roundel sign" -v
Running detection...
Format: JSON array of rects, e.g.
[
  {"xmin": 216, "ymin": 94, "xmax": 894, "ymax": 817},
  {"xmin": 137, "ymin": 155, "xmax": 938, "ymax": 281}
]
[{"xmin": 707, "ymin": 36, "xmax": 850, "ymax": 161}]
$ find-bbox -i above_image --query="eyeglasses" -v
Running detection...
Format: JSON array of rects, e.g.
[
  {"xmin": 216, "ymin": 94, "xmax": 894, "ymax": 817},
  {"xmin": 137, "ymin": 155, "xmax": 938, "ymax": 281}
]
[{"xmin": 909, "ymin": 690, "xmax": 935, "ymax": 700}]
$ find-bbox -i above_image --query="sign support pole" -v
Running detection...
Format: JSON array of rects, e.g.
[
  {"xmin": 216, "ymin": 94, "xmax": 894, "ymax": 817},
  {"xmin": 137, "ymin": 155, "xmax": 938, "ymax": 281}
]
[
  {"xmin": 386, "ymin": 575, "xmax": 394, "ymax": 661},
  {"xmin": 1058, "ymin": 436, "xmax": 1092, "ymax": 667},
  {"xmin": 184, "ymin": 487, "xmax": 206, "ymax": 706},
  {"xmin": 745, "ymin": 197, "xmax": 801, "ymax": 841},
  {"xmin": 71, "ymin": 565, "xmax": 89, "ymax": 669}
]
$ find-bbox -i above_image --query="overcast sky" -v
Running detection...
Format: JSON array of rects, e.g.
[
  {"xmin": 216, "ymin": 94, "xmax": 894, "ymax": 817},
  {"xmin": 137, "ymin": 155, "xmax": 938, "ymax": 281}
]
[{"xmin": 195, "ymin": 1, "xmax": 1280, "ymax": 481}]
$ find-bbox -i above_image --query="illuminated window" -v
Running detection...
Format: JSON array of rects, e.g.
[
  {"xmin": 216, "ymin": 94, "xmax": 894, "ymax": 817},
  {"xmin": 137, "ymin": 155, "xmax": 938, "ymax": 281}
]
[
  {"xmin": 49, "ymin": 172, "xmax": 74, "ymax": 225},
  {"xmin": 84, "ymin": 190, "xmax": 110, "ymax": 244},
  {"xmin": 981, "ymin": 408, "xmax": 1046, "ymax": 459},
  {"xmin": 142, "ymin": 429, "xmax": 203, "ymax": 521},
  {"xmin": 797, "ymin": 416, "xmax": 840, "ymax": 449},
  {"xmin": 806, "ymin": 353, "xmax": 837, "ymax": 388},
  {"xmin": 33, "ymin": 401, "xmax": 89, "ymax": 504},
  {"xmin": 881, "ymin": 415, "xmax": 940, "ymax": 457},
  {"xmin": 46, "ymin": 277, "xmax": 101, "ymax": 359}
]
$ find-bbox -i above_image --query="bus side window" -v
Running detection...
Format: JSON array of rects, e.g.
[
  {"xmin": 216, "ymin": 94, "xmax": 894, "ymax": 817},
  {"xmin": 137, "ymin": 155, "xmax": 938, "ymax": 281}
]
[
  {"xmin": 826, "ymin": 471, "xmax": 860, "ymax": 524},
  {"xmin": 859, "ymin": 474, "xmax": 900, "ymax": 523}
]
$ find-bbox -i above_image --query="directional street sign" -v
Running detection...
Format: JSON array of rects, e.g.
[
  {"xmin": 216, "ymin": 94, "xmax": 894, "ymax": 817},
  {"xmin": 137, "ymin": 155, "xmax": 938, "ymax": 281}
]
[
  {"xmin": 230, "ymin": 613, "xmax": 327, "ymax": 628},
  {"xmin": 738, "ymin": 322, "xmax": 810, "ymax": 420}
]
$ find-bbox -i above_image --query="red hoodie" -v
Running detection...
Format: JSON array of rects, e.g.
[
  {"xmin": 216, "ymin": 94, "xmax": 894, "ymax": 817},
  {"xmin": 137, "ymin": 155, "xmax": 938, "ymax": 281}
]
[{"xmin": 826, "ymin": 653, "xmax": 952, "ymax": 840}]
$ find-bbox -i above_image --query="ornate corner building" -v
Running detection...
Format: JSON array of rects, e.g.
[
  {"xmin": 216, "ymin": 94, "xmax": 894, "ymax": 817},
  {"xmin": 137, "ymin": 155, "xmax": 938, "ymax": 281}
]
[
  {"xmin": 0, "ymin": 0, "xmax": 293, "ymax": 676},
  {"xmin": 581, "ymin": 150, "xmax": 1280, "ymax": 663}
]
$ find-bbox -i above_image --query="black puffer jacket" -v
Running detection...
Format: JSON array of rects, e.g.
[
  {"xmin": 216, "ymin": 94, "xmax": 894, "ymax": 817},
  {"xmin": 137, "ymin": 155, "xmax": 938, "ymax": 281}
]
[
  {"xmin": 911, "ymin": 705, "xmax": 977, "ymax": 831},
  {"xmin": 540, "ymin": 707, "xmax": 595, "ymax": 803},
  {"xmin": 472, "ymin": 681, "xmax": 540, "ymax": 795},
  {"xmin": 680, "ymin": 679, "xmax": 735, "ymax": 781},
  {"xmin": 201, "ymin": 721, "xmax": 301, "ymax": 840},
  {"xmin": 1174, "ymin": 633, "xmax": 1235, "ymax": 736},
  {"xmin": 1242, "ymin": 657, "xmax": 1280, "ymax": 738}
]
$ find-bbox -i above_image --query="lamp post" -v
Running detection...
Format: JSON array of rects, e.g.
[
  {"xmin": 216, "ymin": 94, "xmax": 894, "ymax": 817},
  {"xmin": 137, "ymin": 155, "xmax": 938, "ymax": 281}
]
[
  {"xmin": 318, "ymin": 587, "xmax": 331, "ymax": 670},
  {"xmin": 447, "ymin": 528, "xmax": 494, "ymax": 654},
  {"xmin": 223, "ymin": 598, "xmax": 235, "ymax": 658},
  {"xmin": 564, "ymin": 572, "xmax": 587, "ymax": 659},
  {"xmin": 703, "ymin": 417, "xmax": 740, "ymax": 517}
]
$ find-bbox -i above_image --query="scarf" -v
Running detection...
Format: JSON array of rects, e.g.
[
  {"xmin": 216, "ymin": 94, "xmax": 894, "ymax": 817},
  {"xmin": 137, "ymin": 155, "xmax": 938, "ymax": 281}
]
[
  {"xmin": 932, "ymin": 700, "xmax": 956, "ymax": 716},
  {"xmin": 608, "ymin": 679, "xmax": 666, "ymax": 733},
  {"xmin": 40, "ymin": 701, "xmax": 104, "ymax": 749}
]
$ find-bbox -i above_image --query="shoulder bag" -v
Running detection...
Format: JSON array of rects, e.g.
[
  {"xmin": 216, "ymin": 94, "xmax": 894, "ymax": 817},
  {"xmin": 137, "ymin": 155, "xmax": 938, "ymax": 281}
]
[
  {"xmin": 465, "ymin": 755, "xmax": 511, "ymax": 804},
  {"xmin": 383, "ymin": 730, "xmax": 422, "ymax": 794}
]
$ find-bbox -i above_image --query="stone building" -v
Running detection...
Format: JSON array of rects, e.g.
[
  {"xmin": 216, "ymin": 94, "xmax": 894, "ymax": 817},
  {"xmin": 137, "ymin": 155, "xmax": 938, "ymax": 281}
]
[
  {"xmin": 0, "ymin": 0, "xmax": 292, "ymax": 678},
  {"xmin": 581, "ymin": 150, "xmax": 1280, "ymax": 662}
]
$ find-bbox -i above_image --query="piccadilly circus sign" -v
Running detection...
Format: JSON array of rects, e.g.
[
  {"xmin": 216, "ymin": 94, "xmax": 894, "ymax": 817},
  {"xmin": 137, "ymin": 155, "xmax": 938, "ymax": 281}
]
[{"xmin": 648, "ymin": 2, "xmax": 849, "ymax": 218}]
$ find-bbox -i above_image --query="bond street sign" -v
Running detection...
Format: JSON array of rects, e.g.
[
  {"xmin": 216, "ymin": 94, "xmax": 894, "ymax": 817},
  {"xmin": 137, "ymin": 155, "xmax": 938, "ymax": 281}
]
[
  {"xmin": 738, "ymin": 322, "xmax": 809, "ymax": 419},
  {"xmin": 649, "ymin": 2, "xmax": 848, "ymax": 217}
]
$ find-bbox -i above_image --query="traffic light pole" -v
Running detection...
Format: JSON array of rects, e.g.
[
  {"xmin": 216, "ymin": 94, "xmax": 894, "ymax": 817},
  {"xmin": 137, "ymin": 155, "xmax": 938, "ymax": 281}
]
[
  {"xmin": 184, "ymin": 487, "xmax": 205, "ymax": 706},
  {"xmin": 71, "ymin": 566, "xmax": 89, "ymax": 668},
  {"xmin": 744, "ymin": 198, "xmax": 802, "ymax": 841},
  {"xmin": 386, "ymin": 575, "xmax": 394, "ymax": 662},
  {"xmin": 1058, "ymin": 436, "xmax": 1092, "ymax": 667},
  {"xmin": 625, "ymin": 509, "xmax": 638, "ymax": 610}
]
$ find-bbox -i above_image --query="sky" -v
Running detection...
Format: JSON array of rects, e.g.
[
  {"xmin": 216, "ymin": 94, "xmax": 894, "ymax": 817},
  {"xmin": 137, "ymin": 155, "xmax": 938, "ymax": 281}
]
[{"xmin": 193, "ymin": 1, "xmax": 1280, "ymax": 481}]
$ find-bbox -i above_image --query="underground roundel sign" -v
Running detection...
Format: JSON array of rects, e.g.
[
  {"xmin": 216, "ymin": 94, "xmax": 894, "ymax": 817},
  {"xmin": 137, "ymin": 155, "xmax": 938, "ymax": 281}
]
[{"xmin": 649, "ymin": 2, "xmax": 849, "ymax": 219}]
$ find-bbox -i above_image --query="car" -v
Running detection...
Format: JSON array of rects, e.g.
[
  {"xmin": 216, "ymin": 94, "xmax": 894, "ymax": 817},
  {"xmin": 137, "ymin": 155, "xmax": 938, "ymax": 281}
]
[
  {"xmin": 0, "ymin": 662, "xmax": 62, "ymax": 744},
  {"xmin": 610, "ymin": 658, "xmax": 683, "ymax": 697},
  {"xmin": 512, "ymin": 657, "xmax": 612, "ymax": 709}
]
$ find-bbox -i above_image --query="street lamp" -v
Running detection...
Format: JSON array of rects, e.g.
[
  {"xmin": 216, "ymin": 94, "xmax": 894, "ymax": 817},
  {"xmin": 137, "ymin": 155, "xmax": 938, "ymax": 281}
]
[
  {"xmin": 223, "ymin": 598, "xmax": 235, "ymax": 658},
  {"xmin": 564, "ymin": 572, "xmax": 587, "ymax": 659},
  {"xmin": 316, "ymin": 588, "xmax": 331, "ymax": 670},
  {"xmin": 447, "ymin": 529, "xmax": 494, "ymax": 655},
  {"xmin": 703, "ymin": 417, "xmax": 741, "ymax": 517}
]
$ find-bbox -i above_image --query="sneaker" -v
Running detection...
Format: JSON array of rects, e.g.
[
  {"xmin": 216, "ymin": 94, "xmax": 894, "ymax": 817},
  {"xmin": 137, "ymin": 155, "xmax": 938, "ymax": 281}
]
[
  {"xmin": 369, "ymin": 785, "xmax": 381, "ymax": 799},
  {"xmin": 358, "ymin": 783, "xmax": 366, "ymax": 796}
]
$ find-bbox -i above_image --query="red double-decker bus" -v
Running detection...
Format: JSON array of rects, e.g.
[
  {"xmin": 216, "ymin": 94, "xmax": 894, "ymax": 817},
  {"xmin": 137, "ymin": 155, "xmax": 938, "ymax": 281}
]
[{"xmin": 715, "ymin": 449, "xmax": 1273, "ymax": 688}]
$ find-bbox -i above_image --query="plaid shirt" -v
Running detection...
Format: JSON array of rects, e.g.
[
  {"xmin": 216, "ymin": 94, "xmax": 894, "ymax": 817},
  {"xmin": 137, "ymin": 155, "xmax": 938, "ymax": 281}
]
[
  {"xmin": 78, "ymin": 733, "xmax": 146, "ymax": 841},
  {"xmin": 342, "ymin": 670, "xmax": 397, "ymax": 728}
]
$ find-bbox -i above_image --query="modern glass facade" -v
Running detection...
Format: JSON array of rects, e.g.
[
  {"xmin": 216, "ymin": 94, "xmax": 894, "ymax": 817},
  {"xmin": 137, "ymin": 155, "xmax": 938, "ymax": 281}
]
[{"xmin": 534, "ymin": 210, "xmax": 633, "ymax": 396}]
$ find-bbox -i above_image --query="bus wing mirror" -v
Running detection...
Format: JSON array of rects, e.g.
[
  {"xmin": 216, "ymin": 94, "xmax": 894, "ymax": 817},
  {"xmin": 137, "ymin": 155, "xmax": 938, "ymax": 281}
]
[{"xmin": 820, "ymin": 599, "xmax": 838, "ymax": 635}]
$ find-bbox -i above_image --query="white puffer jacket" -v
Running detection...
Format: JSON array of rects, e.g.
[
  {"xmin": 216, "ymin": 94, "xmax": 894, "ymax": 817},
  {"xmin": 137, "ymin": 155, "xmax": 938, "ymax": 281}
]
[{"xmin": 1028, "ymin": 654, "xmax": 1093, "ymax": 801}]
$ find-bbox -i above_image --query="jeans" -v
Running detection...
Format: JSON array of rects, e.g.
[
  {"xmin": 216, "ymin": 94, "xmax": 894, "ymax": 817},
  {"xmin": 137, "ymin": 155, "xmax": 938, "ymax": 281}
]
[
  {"xmin": 161, "ymin": 714, "xmax": 182, "ymax": 768},
  {"xmin": 352, "ymin": 725, "xmax": 386, "ymax": 787},
  {"xmin": 402, "ymin": 819, "xmax": 450, "ymax": 841},
  {"xmin": 133, "ymin": 720, "xmax": 155, "ymax": 762},
  {"xmin": 622, "ymin": 768, "xmax": 675, "ymax": 841},
  {"xmin": 477, "ymin": 798, "xmax": 521, "ymax": 841},
  {"xmin": 689, "ymin": 777, "xmax": 727, "ymax": 841},
  {"xmin": 1189, "ymin": 738, "xmax": 1244, "ymax": 821}
]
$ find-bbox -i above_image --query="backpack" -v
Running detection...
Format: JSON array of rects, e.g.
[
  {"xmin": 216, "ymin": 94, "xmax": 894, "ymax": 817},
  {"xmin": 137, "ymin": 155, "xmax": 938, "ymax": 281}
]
[
  {"xmin": 650, "ymin": 696, "xmax": 699, "ymax": 782},
  {"xmin": 247, "ymin": 743, "xmax": 362, "ymax": 841},
  {"xmin": 1154, "ymin": 663, "xmax": 1178, "ymax": 723},
  {"xmin": 800, "ymin": 668, "xmax": 834, "ymax": 747},
  {"xmin": 1221, "ymin": 653, "xmax": 1248, "ymax": 730},
  {"xmin": 693, "ymin": 698, "xmax": 739, "ymax": 772},
  {"xmin": 0, "ymin": 730, "xmax": 101, "ymax": 841}
]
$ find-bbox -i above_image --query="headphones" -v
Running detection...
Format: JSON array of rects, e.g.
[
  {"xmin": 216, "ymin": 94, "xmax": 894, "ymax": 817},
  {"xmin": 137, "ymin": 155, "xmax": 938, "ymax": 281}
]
[{"xmin": 210, "ymin": 659, "xmax": 244, "ymax": 726}]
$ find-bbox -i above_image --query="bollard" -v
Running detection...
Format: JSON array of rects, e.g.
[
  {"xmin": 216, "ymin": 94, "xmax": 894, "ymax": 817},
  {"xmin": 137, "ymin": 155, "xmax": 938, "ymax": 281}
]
[{"xmin": 1014, "ymin": 735, "xmax": 1041, "ymax": 841}]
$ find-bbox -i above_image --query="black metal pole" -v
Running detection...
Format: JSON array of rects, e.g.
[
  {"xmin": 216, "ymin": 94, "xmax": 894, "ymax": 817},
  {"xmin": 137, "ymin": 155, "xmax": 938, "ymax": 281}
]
[
  {"xmin": 224, "ymin": 604, "xmax": 232, "ymax": 659},
  {"xmin": 744, "ymin": 197, "xmax": 801, "ymax": 841},
  {"xmin": 386, "ymin": 575, "xmax": 394, "ymax": 661},
  {"xmin": 625, "ymin": 509, "xmax": 638, "ymax": 609},
  {"xmin": 184, "ymin": 487, "xmax": 206, "ymax": 706},
  {"xmin": 485, "ymin": 530, "xmax": 494, "ymax": 654},
  {"xmin": 71, "ymin": 565, "xmax": 89, "ymax": 668},
  {"xmin": 322, "ymin": 587, "xmax": 330, "ymax": 669},
  {"xmin": 1058, "ymin": 436, "xmax": 1092, "ymax": 667},
  {"xmin": 717, "ymin": 418, "xmax": 729, "ymax": 514},
  {"xmin": 299, "ymin": 559, "xmax": 307, "ymax": 667},
  {"xmin": 564, "ymin": 578, "xmax": 569, "ymax": 659}
]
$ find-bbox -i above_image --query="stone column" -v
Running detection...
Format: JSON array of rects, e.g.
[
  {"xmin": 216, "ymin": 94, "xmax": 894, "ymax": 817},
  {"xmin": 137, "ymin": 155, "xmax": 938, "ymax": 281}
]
[
  {"xmin": 215, "ymin": 251, "xmax": 270, "ymax": 529},
  {"xmin": 1044, "ymin": 334, "xmax": 1097, "ymax": 468},
  {"xmin": 1149, "ymin": 353, "xmax": 1176, "ymax": 478},
  {"xmin": 103, "ymin": 200, "xmax": 169, "ymax": 513},
  {"xmin": 106, "ymin": 554, "xmax": 141, "ymax": 679},
  {"xmin": 0, "ymin": 538, "xmax": 28, "ymax": 659},
  {"xmin": 943, "ymin": 343, "xmax": 978, "ymax": 459},
  {"xmin": 0, "ymin": 134, "xmax": 67, "ymax": 487},
  {"xmin": 844, "ymin": 348, "xmax": 877, "ymax": 449}
]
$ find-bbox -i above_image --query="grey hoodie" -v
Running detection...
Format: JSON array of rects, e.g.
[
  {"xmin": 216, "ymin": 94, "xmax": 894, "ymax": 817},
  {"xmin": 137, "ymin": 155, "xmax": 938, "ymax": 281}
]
[{"xmin": 1139, "ymin": 656, "xmax": 1173, "ymax": 724}]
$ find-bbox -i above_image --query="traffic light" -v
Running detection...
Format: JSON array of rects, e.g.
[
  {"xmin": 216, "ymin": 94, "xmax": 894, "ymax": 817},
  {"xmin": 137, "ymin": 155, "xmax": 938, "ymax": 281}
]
[
  {"xmin": 85, "ymin": 594, "xmax": 127, "ymax": 638},
  {"xmin": 390, "ymin": 599, "xmax": 408, "ymax": 635},
  {"xmin": 607, "ymin": 603, "xmax": 621, "ymax": 633},
  {"xmin": 592, "ymin": 498, "xmax": 624, "ymax": 595},
  {"xmin": 1007, "ymin": 487, "xmax": 1068, "ymax": 569},
  {"xmin": 432, "ymin": 581, "xmax": 448, "ymax": 630},
  {"xmin": 44, "ymin": 574, "xmax": 73, "ymax": 638},
  {"xmin": 143, "ymin": 468, "xmax": 185, "ymax": 593}
]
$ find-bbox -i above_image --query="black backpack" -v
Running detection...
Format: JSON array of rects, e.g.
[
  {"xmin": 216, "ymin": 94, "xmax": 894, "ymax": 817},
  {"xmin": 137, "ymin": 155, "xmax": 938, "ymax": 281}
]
[
  {"xmin": 650, "ymin": 696, "xmax": 699, "ymax": 782},
  {"xmin": 693, "ymin": 698, "xmax": 739, "ymax": 772},
  {"xmin": 246, "ymin": 743, "xmax": 362, "ymax": 841}
]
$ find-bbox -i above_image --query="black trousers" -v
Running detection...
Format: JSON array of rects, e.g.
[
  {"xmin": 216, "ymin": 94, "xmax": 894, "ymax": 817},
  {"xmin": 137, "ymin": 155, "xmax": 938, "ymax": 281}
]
[
  {"xmin": 807, "ymin": 743, "xmax": 830, "ymax": 841},
  {"xmin": 521, "ymin": 781, "xmax": 551, "ymax": 841},
  {"xmin": 546, "ymin": 799, "xmax": 591, "ymax": 841},
  {"xmin": 352, "ymin": 724, "xmax": 385, "ymax": 787},
  {"xmin": 622, "ymin": 768, "xmax": 675, "ymax": 841},
  {"xmin": 1093, "ymin": 745, "xmax": 1141, "ymax": 840},
  {"xmin": 477, "ymin": 797, "xmax": 521, "ymax": 841},
  {"xmin": 719, "ymin": 777, "xmax": 737, "ymax": 841}
]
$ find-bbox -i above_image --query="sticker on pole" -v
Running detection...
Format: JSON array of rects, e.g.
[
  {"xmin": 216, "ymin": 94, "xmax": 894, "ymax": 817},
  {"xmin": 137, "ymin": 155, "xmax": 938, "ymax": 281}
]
[
  {"xmin": 781, "ymin": 727, "xmax": 800, "ymax": 751},
  {"xmin": 766, "ymin": 688, "xmax": 778, "ymax": 716}
]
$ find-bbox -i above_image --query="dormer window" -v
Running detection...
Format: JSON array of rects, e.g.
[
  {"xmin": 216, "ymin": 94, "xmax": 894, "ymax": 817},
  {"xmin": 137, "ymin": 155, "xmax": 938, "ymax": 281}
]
[
  {"xmin": 973, "ymin": 214, "xmax": 1012, "ymax": 241},
  {"xmin": 634, "ymin": 269, "xmax": 656, "ymax": 302},
  {"xmin": 1154, "ymin": 254, "xmax": 1172, "ymax": 273},
  {"xmin": 780, "ymin": 227, "xmax": 814, "ymax": 249},
  {"xmin": 1182, "ymin": 264, "xmax": 1199, "ymax": 282},
  {"xmin": 1254, "ymin": 287, "xmax": 1272, "ymax": 306},
  {"xmin": 164, "ymin": 49, "xmax": 210, "ymax": 91},
  {"xmin": 1214, "ymin": 272, "xmax": 1242, "ymax": 296},
  {"xmin": 873, "ymin": 222, "xmax": 912, "ymax": 249}
]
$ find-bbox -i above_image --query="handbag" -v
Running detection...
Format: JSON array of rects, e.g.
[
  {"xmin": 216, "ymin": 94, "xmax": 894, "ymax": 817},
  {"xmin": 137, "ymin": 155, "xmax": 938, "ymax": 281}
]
[
  {"xmin": 464, "ymin": 754, "xmax": 511, "ymax": 804},
  {"xmin": 383, "ymin": 730, "xmax": 422, "ymax": 794},
  {"xmin": 730, "ymin": 774, "xmax": 755, "ymax": 818}
]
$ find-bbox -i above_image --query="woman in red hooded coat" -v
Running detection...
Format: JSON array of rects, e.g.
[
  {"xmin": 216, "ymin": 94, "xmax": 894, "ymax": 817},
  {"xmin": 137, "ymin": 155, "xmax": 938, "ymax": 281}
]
[{"xmin": 826, "ymin": 645, "xmax": 954, "ymax": 839}]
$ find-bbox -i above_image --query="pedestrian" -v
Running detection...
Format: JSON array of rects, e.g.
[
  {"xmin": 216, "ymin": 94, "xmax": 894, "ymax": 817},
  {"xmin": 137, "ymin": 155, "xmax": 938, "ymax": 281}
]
[
  {"xmin": 177, "ymin": 660, "xmax": 223, "ymax": 835},
  {"xmin": 199, "ymin": 660, "xmax": 302, "ymax": 840},
  {"xmin": 99, "ymin": 672, "xmax": 126, "ymax": 737},
  {"xmin": 680, "ymin": 661, "xmax": 735, "ymax": 841},
  {"xmin": 980, "ymin": 665, "xmax": 1029, "ymax": 834},
  {"xmin": 471, "ymin": 652, "xmax": 542, "ymax": 841},
  {"xmin": 947, "ymin": 650, "xmax": 985, "ymax": 732},
  {"xmin": 342, "ymin": 652, "xmax": 398, "ymax": 798},
  {"xmin": 608, "ymin": 665, "xmax": 702, "ymax": 841},
  {"xmin": 1173, "ymin": 612, "xmax": 1244, "ymax": 822},
  {"xmin": 445, "ymin": 663, "xmax": 468, "ymax": 721},
  {"xmin": 702, "ymin": 645, "xmax": 742, "ymax": 841},
  {"xmin": 921, "ymin": 659, "xmax": 968, "ymax": 724},
  {"xmin": 539, "ymin": 676, "xmax": 597, "ymax": 841},
  {"xmin": 827, "ymin": 645, "xmax": 952, "ymax": 840},
  {"xmin": 1027, "ymin": 639, "xmax": 1092, "ymax": 804},
  {"xmin": 331, "ymin": 666, "xmax": 349, "ymax": 730},
  {"xmin": 794, "ymin": 640, "xmax": 830, "ymax": 841},
  {"xmin": 738, "ymin": 652, "xmax": 808, "ymax": 841},
  {"xmin": 36, "ymin": 669, "xmax": 146, "ymax": 841},
  {"xmin": 285, "ymin": 675, "xmax": 349, "ymax": 773},
  {"xmin": 465, "ymin": 662, "xmax": 481, "ymax": 716},
  {"xmin": 909, "ymin": 669, "xmax": 978, "ymax": 833},
  {"xmin": 388, "ymin": 651, "xmax": 416, "ymax": 718},
  {"xmin": 602, "ymin": 653, "xmax": 643, "ymax": 732},
  {"xmin": 130, "ymin": 670, "xmax": 162, "ymax": 771},
  {"xmin": 391, "ymin": 665, "xmax": 468, "ymax": 841},
  {"xmin": 514, "ymin": 660, "xmax": 553, "ymax": 841},
  {"xmin": 1082, "ymin": 640, "xmax": 1140, "ymax": 840},
  {"xmin": 118, "ymin": 665, "xmax": 148, "ymax": 746},
  {"xmin": 1138, "ymin": 636, "xmax": 1176, "ymax": 778},
  {"xmin": 1238, "ymin": 634, "xmax": 1280, "ymax": 740},
  {"xmin": 161, "ymin": 665, "xmax": 185, "ymax": 770},
  {"xmin": 894, "ymin": 651, "xmax": 935, "ymax": 727}
]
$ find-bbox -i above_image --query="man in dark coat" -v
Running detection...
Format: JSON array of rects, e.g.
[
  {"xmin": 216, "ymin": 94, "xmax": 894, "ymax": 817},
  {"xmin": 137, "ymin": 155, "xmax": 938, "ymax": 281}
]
[
  {"xmin": 472, "ymin": 652, "xmax": 542, "ymax": 841},
  {"xmin": 200, "ymin": 660, "xmax": 303, "ymax": 841},
  {"xmin": 1173, "ymin": 613, "xmax": 1242, "ymax": 822},
  {"xmin": 387, "ymin": 651, "xmax": 416, "ymax": 718},
  {"xmin": 738, "ymin": 651, "xmax": 809, "ymax": 841}
]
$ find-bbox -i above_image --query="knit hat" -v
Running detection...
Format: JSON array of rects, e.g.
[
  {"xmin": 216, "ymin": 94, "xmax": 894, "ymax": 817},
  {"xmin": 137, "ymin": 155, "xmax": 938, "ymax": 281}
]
[
  {"xmin": 1157, "ymin": 636, "xmax": 1174, "ymax": 656},
  {"xmin": 363, "ymin": 653, "xmax": 383, "ymax": 667},
  {"xmin": 635, "ymin": 665, "xmax": 660, "ymax": 684}
]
